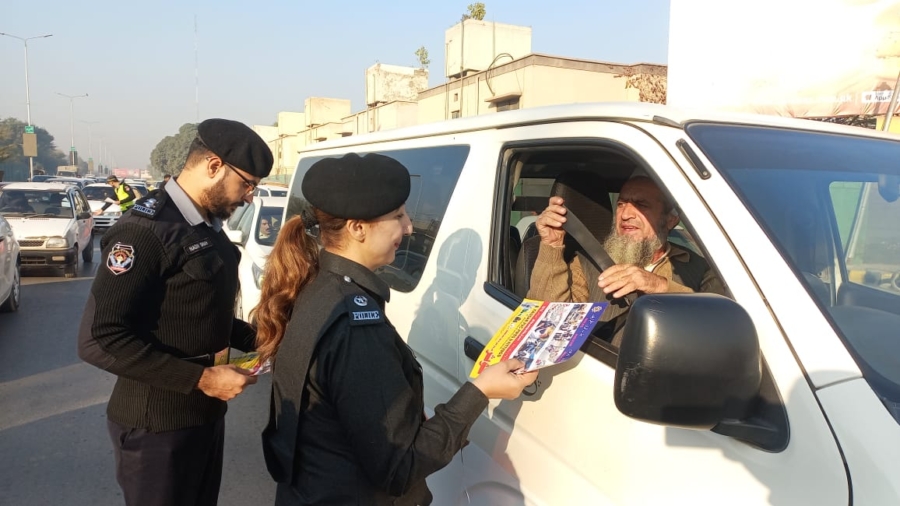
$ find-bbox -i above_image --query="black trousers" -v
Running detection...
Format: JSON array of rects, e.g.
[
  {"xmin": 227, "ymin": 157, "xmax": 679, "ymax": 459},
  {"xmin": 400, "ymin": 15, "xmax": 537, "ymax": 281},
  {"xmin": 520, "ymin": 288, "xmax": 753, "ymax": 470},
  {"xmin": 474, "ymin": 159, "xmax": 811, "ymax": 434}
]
[{"xmin": 107, "ymin": 417, "xmax": 225, "ymax": 506}]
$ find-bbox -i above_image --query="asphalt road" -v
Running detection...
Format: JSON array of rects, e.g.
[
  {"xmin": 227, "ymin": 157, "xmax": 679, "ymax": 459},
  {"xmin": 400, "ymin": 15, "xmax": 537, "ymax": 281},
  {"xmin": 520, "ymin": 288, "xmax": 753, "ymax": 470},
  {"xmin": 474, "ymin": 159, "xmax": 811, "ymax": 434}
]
[{"xmin": 0, "ymin": 235, "xmax": 276, "ymax": 505}]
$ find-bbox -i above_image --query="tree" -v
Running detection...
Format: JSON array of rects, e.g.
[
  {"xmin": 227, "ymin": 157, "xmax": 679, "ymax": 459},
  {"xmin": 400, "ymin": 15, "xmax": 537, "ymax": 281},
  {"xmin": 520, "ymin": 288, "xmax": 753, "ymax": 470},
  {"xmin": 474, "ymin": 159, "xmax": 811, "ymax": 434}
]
[
  {"xmin": 415, "ymin": 46, "xmax": 430, "ymax": 69},
  {"xmin": 622, "ymin": 72, "xmax": 668, "ymax": 105},
  {"xmin": 462, "ymin": 2, "xmax": 486, "ymax": 21},
  {"xmin": 149, "ymin": 122, "xmax": 198, "ymax": 176},
  {"xmin": 0, "ymin": 117, "xmax": 68, "ymax": 181}
]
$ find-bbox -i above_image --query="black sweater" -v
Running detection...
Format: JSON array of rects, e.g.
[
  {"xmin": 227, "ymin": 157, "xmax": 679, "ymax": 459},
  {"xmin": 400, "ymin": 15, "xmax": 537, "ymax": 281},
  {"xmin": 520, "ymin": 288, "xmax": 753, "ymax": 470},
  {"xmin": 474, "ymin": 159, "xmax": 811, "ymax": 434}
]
[{"xmin": 78, "ymin": 191, "xmax": 256, "ymax": 431}]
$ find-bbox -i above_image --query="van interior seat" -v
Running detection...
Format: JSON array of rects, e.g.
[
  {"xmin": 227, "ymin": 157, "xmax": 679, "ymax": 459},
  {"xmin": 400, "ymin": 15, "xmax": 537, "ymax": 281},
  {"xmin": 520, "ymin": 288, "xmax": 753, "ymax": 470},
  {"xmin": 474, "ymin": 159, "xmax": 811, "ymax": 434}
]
[{"xmin": 513, "ymin": 171, "xmax": 613, "ymax": 297}]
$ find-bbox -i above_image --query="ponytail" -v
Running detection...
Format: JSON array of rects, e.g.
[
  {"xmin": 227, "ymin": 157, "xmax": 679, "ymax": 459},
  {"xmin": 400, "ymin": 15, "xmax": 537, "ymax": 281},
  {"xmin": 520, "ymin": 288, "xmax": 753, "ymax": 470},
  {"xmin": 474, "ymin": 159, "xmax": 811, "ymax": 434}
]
[{"xmin": 252, "ymin": 216, "xmax": 320, "ymax": 361}]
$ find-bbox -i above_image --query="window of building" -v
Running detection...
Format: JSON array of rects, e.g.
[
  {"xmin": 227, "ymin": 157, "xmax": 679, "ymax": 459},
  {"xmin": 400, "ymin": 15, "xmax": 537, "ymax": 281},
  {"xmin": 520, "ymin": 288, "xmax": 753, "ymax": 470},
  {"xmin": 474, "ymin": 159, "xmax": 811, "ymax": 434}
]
[
  {"xmin": 288, "ymin": 145, "xmax": 470, "ymax": 292},
  {"xmin": 451, "ymin": 110, "xmax": 461, "ymax": 119},
  {"xmin": 453, "ymin": 93, "xmax": 459, "ymax": 102},
  {"xmin": 495, "ymin": 98, "xmax": 520, "ymax": 112}
]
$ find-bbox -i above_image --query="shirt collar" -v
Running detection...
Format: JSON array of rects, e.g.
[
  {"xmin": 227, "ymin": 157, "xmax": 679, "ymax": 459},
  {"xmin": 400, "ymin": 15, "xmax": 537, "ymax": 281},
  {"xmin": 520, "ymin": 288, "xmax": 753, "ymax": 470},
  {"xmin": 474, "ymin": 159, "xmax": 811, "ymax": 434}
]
[
  {"xmin": 165, "ymin": 177, "xmax": 222, "ymax": 231},
  {"xmin": 645, "ymin": 242, "xmax": 672, "ymax": 272},
  {"xmin": 319, "ymin": 250, "xmax": 391, "ymax": 304}
]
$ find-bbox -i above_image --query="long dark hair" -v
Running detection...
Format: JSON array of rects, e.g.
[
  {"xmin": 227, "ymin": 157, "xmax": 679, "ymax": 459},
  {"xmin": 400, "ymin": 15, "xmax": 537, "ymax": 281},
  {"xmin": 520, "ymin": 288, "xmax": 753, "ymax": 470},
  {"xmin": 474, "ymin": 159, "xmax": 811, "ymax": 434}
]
[{"xmin": 252, "ymin": 209, "xmax": 347, "ymax": 361}]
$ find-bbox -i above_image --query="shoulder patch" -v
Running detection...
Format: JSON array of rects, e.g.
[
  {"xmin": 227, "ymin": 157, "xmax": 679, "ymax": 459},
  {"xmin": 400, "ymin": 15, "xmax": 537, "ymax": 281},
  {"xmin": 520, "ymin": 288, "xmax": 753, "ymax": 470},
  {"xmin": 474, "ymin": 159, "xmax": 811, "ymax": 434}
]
[
  {"xmin": 131, "ymin": 196, "xmax": 161, "ymax": 218},
  {"xmin": 107, "ymin": 243, "xmax": 136, "ymax": 275},
  {"xmin": 343, "ymin": 291, "xmax": 384, "ymax": 326}
]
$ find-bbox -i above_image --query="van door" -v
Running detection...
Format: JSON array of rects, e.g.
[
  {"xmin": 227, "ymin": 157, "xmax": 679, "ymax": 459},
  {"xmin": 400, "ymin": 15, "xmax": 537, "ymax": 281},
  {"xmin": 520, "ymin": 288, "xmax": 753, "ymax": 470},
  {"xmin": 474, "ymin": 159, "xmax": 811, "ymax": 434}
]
[{"xmin": 436, "ymin": 121, "xmax": 848, "ymax": 505}]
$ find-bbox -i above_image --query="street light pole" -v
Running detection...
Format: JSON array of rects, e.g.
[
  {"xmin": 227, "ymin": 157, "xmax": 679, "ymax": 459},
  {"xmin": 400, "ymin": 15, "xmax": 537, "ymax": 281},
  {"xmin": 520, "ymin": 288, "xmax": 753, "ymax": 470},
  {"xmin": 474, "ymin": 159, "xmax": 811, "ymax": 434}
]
[
  {"xmin": 0, "ymin": 32, "xmax": 53, "ymax": 181},
  {"xmin": 81, "ymin": 120, "xmax": 99, "ymax": 173},
  {"xmin": 56, "ymin": 92, "xmax": 88, "ymax": 166}
]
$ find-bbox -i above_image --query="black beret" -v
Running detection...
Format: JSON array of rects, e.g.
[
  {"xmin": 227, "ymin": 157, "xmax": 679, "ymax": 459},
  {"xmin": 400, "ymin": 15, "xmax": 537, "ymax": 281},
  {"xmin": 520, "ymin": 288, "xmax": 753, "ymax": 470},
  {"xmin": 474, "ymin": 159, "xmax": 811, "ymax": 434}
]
[
  {"xmin": 197, "ymin": 118, "xmax": 273, "ymax": 179},
  {"xmin": 302, "ymin": 153, "xmax": 411, "ymax": 220}
]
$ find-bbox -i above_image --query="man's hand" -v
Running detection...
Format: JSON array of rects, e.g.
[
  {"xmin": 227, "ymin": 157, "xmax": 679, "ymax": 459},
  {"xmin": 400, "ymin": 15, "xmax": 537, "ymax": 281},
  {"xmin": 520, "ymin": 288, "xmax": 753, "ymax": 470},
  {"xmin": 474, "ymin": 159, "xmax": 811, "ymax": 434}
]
[
  {"xmin": 536, "ymin": 196, "xmax": 567, "ymax": 248},
  {"xmin": 197, "ymin": 365, "xmax": 258, "ymax": 401},
  {"xmin": 597, "ymin": 264, "xmax": 668, "ymax": 299},
  {"xmin": 93, "ymin": 209, "xmax": 103, "ymax": 216}
]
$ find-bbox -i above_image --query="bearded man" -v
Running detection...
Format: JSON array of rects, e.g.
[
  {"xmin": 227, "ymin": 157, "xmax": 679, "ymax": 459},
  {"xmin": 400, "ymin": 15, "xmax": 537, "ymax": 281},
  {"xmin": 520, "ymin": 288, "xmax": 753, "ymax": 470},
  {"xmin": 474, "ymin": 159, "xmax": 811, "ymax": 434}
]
[
  {"xmin": 78, "ymin": 118, "xmax": 272, "ymax": 506},
  {"xmin": 526, "ymin": 175, "xmax": 726, "ymax": 346}
]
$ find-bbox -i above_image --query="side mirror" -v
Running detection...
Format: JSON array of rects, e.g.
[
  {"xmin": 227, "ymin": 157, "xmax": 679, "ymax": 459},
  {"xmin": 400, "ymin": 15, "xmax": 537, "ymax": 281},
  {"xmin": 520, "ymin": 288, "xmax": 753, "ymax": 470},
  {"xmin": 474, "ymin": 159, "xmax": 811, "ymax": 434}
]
[
  {"xmin": 614, "ymin": 293, "xmax": 761, "ymax": 430},
  {"xmin": 225, "ymin": 229, "xmax": 244, "ymax": 244},
  {"xmin": 78, "ymin": 211, "xmax": 92, "ymax": 220}
]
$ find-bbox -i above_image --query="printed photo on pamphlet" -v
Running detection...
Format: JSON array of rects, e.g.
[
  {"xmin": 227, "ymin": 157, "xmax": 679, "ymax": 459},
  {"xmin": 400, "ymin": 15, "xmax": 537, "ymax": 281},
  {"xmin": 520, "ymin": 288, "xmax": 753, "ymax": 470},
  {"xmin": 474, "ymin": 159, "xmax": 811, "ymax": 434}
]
[{"xmin": 470, "ymin": 299, "xmax": 607, "ymax": 378}]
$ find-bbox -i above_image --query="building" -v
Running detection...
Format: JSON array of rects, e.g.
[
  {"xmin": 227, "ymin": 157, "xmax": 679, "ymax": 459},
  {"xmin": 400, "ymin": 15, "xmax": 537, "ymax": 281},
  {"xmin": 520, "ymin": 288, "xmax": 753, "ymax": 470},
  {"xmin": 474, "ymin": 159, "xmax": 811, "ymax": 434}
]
[{"xmin": 255, "ymin": 19, "xmax": 666, "ymax": 182}]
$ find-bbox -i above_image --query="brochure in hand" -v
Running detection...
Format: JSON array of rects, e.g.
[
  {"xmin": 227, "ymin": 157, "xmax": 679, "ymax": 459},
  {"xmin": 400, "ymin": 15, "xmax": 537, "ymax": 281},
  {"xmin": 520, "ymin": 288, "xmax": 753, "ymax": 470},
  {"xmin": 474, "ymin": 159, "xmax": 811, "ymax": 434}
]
[
  {"xmin": 469, "ymin": 299, "xmax": 607, "ymax": 378},
  {"xmin": 227, "ymin": 351, "xmax": 273, "ymax": 376}
]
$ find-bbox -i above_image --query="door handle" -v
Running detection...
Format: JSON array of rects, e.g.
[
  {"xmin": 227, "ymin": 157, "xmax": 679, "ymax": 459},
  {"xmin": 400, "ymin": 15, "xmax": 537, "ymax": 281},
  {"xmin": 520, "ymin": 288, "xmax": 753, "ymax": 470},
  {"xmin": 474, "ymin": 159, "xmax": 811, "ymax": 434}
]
[{"xmin": 463, "ymin": 336, "xmax": 485, "ymax": 361}]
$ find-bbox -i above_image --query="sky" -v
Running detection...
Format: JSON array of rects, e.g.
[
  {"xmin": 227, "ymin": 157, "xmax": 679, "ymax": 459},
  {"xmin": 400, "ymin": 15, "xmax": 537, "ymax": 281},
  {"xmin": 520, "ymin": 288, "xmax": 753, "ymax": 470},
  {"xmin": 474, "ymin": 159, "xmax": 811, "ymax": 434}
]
[{"xmin": 0, "ymin": 0, "xmax": 671, "ymax": 169}]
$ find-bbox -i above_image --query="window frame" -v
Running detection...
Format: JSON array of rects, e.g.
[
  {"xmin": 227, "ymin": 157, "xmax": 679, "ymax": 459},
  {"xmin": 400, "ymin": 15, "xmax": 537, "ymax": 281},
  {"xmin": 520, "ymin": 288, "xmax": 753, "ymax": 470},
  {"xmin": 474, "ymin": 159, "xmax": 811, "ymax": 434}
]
[{"xmin": 484, "ymin": 137, "xmax": 719, "ymax": 369}]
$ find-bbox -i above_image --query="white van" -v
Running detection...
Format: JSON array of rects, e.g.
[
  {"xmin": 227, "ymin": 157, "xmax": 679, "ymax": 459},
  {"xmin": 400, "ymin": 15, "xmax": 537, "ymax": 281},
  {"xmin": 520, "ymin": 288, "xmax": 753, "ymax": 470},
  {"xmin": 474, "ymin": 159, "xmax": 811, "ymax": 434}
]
[{"xmin": 284, "ymin": 103, "xmax": 900, "ymax": 505}]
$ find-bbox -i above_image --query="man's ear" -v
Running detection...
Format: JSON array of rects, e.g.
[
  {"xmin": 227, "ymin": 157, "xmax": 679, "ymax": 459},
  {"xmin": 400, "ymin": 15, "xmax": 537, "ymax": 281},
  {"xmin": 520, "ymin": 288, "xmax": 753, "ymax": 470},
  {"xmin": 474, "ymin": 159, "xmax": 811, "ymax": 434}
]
[
  {"xmin": 205, "ymin": 157, "xmax": 222, "ymax": 179},
  {"xmin": 666, "ymin": 211, "xmax": 680, "ymax": 231}
]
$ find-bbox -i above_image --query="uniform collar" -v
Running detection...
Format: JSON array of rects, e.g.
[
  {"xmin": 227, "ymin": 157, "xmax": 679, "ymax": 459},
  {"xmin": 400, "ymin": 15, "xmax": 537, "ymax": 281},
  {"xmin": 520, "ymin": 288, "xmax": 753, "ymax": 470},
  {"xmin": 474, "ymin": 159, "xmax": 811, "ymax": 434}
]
[
  {"xmin": 165, "ymin": 177, "xmax": 222, "ymax": 231},
  {"xmin": 319, "ymin": 250, "xmax": 391, "ymax": 303}
]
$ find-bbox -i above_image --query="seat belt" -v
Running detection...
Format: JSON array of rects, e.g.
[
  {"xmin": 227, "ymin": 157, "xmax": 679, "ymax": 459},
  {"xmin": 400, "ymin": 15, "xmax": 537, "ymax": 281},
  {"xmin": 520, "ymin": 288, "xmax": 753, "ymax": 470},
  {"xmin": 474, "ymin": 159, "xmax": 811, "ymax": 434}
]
[{"xmin": 562, "ymin": 209, "xmax": 636, "ymax": 306}]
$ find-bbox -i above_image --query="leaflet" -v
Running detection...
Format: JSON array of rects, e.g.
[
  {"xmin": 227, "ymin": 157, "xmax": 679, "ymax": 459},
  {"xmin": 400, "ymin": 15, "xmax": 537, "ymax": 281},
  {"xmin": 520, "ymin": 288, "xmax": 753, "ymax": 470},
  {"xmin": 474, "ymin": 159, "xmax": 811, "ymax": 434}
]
[
  {"xmin": 228, "ymin": 351, "xmax": 273, "ymax": 376},
  {"xmin": 469, "ymin": 299, "xmax": 607, "ymax": 378}
]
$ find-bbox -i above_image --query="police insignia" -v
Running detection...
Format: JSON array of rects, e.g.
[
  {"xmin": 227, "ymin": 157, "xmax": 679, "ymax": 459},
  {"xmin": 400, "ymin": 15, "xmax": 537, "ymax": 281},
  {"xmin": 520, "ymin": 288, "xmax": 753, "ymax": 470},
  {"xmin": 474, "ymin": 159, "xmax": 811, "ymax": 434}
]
[
  {"xmin": 353, "ymin": 295, "xmax": 368, "ymax": 306},
  {"xmin": 107, "ymin": 243, "xmax": 135, "ymax": 275},
  {"xmin": 132, "ymin": 198, "xmax": 159, "ymax": 218}
]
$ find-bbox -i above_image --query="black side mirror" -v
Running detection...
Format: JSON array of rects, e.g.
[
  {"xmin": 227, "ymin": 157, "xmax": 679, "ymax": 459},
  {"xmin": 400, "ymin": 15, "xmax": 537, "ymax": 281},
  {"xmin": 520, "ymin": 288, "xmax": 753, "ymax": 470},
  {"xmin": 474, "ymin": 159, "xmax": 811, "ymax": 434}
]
[
  {"xmin": 614, "ymin": 293, "xmax": 761, "ymax": 429},
  {"xmin": 79, "ymin": 211, "xmax": 92, "ymax": 220}
]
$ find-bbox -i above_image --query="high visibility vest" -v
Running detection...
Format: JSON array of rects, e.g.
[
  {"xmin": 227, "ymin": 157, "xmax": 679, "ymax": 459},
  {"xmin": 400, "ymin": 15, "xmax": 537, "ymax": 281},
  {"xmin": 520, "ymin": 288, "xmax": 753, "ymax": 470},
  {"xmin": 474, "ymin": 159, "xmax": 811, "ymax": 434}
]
[{"xmin": 116, "ymin": 184, "xmax": 134, "ymax": 211}]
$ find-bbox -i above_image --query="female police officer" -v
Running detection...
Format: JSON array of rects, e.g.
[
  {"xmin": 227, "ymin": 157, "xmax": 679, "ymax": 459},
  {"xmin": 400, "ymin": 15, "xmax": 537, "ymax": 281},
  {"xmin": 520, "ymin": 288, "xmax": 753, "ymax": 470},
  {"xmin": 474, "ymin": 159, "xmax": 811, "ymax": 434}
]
[{"xmin": 254, "ymin": 153, "xmax": 537, "ymax": 505}]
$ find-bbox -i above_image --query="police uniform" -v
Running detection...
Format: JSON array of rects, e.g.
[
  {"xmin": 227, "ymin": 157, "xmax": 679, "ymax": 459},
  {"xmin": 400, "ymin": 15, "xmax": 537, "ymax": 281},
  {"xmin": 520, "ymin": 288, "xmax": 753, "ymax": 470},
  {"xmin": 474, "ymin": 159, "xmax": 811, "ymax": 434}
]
[
  {"xmin": 263, "ymin": 154, "xmax": 490, "ymax": 506},
  {"xmin": 77, "ymin": 118, "xmax": 273, "ymax": 506}
]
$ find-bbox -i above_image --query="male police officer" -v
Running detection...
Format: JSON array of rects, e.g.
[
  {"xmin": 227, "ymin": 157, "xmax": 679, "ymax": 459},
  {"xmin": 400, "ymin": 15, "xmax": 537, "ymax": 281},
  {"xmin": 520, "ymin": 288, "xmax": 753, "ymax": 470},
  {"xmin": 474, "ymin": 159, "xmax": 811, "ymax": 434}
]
[
  {"xmin": 78, "ymin": 118, "xmax": 273, "ymax": 506},
  {"xmin": 94, "ymin": 175, "xmax": 138, "ymax": 215}
]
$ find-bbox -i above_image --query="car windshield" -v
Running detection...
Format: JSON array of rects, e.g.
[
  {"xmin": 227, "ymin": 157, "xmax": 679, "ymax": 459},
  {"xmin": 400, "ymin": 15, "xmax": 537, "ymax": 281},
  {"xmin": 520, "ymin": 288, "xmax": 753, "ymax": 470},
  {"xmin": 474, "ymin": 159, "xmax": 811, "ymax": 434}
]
[
  {"xmin": 83, "ymin": 186, "xmax": 115, "ymax": 201},
  {"xmin": 256, "ymin": 206, "xmax": 284, "ymax": 246},
  {"xmin": 0, "ymin": 189, "xmax": 74, "ymax": 218},
  {"xmin": 688, "ymin": 123, "xmax": 900, "ymax": 418}
]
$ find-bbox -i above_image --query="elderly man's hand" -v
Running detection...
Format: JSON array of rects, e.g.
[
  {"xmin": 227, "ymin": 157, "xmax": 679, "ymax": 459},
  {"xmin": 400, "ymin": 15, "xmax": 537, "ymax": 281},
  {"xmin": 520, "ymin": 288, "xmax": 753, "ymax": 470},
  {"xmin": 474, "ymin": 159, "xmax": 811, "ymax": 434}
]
[
  {"xmin": 597, "ymin": 264, "xmax": 668, "ymax": 299},
  {"xmin": 536, "ymin": 196, "xmax": 568, "ymax": 248}
]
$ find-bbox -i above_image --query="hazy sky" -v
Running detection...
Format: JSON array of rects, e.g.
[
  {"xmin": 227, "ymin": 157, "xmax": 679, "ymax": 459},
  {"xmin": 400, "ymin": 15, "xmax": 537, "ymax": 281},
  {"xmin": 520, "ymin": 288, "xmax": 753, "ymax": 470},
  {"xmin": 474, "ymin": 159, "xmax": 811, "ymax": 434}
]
[{"xmin": 1, "ymin": 0, "xmax": 671, "ymax": 169}]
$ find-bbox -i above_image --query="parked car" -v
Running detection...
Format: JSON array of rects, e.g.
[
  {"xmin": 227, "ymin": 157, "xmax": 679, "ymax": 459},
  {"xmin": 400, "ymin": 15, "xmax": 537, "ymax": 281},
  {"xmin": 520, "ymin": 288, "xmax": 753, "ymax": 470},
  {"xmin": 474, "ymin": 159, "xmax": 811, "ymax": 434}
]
[
  {"xmin": 0, "ymin": 213, "xmax": 21, "ymax": 312},
  {"xmin": 82, "ymin": 183, "xmax": 122, "ymax": 234},
  {"xmin": 0, "ymin": 182, "xmax": 94, "ymax": 278},
  {"xmin": 284, "ymin": 102, "xmax": 900, "ymax": 505},
  {"xmin": 44, "ymin": 176, "xmax": 89, "ymax": 189},
  {"xmin": 253, "ymin": 184, "xmax": 288, "ymax": 197},
  {"xmin": 225, "ymin": 196, "xmax": 286, "ymax": 321}
]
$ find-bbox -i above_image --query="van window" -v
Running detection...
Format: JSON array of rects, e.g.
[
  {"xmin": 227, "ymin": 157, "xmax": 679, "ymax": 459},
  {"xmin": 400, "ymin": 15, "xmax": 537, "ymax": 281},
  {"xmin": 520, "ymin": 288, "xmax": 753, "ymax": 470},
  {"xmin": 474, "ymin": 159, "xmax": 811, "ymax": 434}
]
[
  {"xmin": 490, "ymin": 142, "xmax": 727, "ymax": 362},
  {"xmin": 287, "ymin": 145, "xmax": 470, "ymax": 292}
]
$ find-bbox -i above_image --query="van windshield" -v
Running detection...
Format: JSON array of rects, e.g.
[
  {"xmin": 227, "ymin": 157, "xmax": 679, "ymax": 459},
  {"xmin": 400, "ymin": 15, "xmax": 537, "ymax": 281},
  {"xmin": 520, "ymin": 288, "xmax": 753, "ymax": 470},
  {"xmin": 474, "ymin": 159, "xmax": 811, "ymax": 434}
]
[{"xmin": 688, "ymin": 123, "xmax": 900, "ymax": 420}]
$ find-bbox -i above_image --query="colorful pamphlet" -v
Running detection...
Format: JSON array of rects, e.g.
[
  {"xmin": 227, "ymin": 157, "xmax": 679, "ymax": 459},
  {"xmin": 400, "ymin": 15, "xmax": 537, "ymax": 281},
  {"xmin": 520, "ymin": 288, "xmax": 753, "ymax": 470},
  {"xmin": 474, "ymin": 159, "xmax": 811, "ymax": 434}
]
[{"xmin": 470, "ymin": 299, "xmax": 607, "ymax": 378}]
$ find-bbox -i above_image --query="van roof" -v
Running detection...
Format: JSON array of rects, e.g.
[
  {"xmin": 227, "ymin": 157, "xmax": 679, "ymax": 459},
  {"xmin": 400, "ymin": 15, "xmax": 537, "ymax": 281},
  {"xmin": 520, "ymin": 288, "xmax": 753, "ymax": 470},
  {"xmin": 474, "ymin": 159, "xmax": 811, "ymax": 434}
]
[{"xmin": 299, "ymin": 102, "xmax": 899, "ymax": 153}]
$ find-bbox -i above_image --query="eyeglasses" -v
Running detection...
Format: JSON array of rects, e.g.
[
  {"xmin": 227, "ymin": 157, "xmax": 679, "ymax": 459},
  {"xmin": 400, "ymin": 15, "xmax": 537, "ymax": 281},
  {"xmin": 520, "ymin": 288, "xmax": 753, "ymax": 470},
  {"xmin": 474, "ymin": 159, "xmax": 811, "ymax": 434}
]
[{"xmin": 207, "ymin": 156, "xmax": 257, "ymax": 193}]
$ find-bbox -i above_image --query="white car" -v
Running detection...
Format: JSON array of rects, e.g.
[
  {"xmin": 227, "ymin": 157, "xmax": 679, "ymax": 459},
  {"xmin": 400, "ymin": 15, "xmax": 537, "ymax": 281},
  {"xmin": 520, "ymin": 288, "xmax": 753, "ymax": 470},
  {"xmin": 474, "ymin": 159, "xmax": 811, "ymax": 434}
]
[
  {"xmin": 253, "ymin": 184, "xmax": 289, "ymax": 197},
  {"xmin": 82, "ymin": 183, "xmax": 122, "ymax": 234},
  {"xmin": 225, "ymin": 196, "xmax": 286, "ymax": 321},
  {"xmin": 0, "ymin": 182, "xmax": 94, "ymax": 278},
  {"xmin": 285, "ymin": 103, "xmax": 900, "ymax": 504},
  {"xmin": 0, "ymin": 214, "xmax": 21, "ymax": 312}
]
